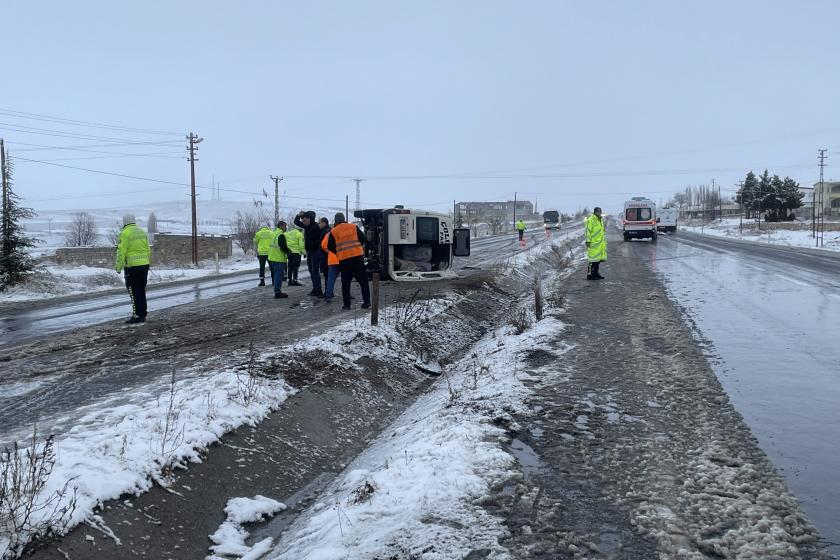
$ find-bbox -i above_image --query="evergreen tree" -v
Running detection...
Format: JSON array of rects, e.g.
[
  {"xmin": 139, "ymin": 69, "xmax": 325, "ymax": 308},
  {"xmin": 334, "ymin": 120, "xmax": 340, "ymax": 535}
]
[
  {"xmin": 756, "ymin": 170, "xmax": 773, "ymax": 220},
  {"xmin": 780, "ymin": 176, "xmax": 804, "ymax": 218},
  {"xmin": 736, "ymin": 171, "xmax": 759, "ymax": 218},
  {"xmin": 147, "ymin": 212, "xmax": 158, "ymax": 234},
  {"xmin": 0, "ymin": 143, "xmax": 39, "ymax": 288}
]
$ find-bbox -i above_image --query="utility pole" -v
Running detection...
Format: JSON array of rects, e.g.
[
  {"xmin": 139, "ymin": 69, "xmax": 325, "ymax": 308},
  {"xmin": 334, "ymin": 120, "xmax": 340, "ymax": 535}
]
[
  {"xmin": 513, "ymin": 191, "xmax": 517, "ymax": 230},
  {"xmin": 719, "ymin": 183, "xmax": 722, "ymax": 223},
  {"xmin": 270, "ymin": 175, "xmax": 283, "ymax": 226},
  {"xmin": 711, "ymin": 179, "xmax": 716, "ymax": 221},
  {"xmin": 354, "ymin": 178, "xmax": 362, "ymax": 212},
  {"xmin": 346, "ymin": 195, "xmax": 349, "ymax": 220},
  {"xmin": 737, "ymin": 181, "xmax": 744, "ymax": 234},
  {"xmin": 817, "ymin": 148, "xmax": 827, "ymax": 247},
  {"xmin": 187, "ymin": 132, "xmax": 203, "ymax": 266}
]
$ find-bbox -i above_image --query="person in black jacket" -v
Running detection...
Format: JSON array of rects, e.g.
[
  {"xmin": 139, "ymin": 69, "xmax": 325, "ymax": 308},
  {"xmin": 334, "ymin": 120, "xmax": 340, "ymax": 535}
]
[
  {"xmin": 293, "ymin": 210, "xmax": 324, "ymax": 296},
  {"xmin": 318, "ymin": 217, "xmax": 331, "ymax": 288}
]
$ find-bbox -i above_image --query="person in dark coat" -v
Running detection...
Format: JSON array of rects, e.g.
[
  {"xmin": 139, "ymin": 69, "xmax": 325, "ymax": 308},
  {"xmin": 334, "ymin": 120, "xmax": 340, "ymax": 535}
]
[
  {"xmin": 318, "ymin": 217, "xmax": 331, "ymax": 288},
  {"xmin": 293, "ymin": 210, "xmax": 324, "ymax": 296}
]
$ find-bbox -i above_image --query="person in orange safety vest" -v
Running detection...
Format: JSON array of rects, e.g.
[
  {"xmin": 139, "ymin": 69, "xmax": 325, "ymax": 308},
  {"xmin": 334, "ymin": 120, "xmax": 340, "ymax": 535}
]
[{"xmin": 326, "ymin": 213, "xmax": 371, "ymax": 310}]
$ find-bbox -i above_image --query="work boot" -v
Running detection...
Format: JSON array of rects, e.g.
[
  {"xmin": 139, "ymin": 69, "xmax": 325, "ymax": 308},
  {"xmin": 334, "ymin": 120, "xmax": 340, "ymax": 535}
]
[
  {"xmin": 361, "ymin": 302, "xmax": 371, "ymax": 309},
  {"xmin": 342, "ymin": 306, "xmax": 352, "ymax": 310},
  {"xmin": 586, "ymin": 274, "xmax": 597, "ymax": 281},
  {"xmin": 258, "ymin": 279, "xmax": 265, "ymax": 286},
  {"xmin": 309, "ymin": 289, "xmax": 324, "ymax": 297},
  {"xmin": 594, "ymin": 273, "xmax": 605, "ymax": 280},
  {"xmin": 125, "ymin": 316, "xmax": 145, "ymax": 324},
  {"xmin": 274, "ymin": 292, "xmax": 289, "ymax": 299}
]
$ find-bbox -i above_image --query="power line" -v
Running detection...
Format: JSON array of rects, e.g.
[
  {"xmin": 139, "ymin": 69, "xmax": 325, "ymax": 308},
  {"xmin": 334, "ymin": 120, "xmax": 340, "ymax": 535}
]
[
  {"xmin": 0, "ymin": 107, "xmax": 182, "ymax": 136},
  {"xmin": 9, "ymin": 140, "xmax": 183, "ymax": 152},
  {"xmin": 0, "ymin": 122, "xmax": 179, "ymax": 144},
  {"xmin": 13, "ymin": 156, "xmax": 192, "ymax": 187},
  {"xmin": 37, "ymin": 151, "xmax": 184, "ymax": 162},
  {"xmin": 432, "ymin": 128, "xmax": 840, "ymax": 178},
  {"xmin": 281, "ymin": 163, "xmax": 814, "ymax": 181}
]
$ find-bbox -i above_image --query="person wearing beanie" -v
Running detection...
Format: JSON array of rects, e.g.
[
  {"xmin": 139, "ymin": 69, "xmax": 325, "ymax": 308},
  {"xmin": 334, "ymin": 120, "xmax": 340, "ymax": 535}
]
[
  {"xmin": 115, "ymin": 213, "xmax": 151, "ymax": 323},
  {"xmin": 585, "ymin": 207, "xmax": 607, "ymax": 280}
]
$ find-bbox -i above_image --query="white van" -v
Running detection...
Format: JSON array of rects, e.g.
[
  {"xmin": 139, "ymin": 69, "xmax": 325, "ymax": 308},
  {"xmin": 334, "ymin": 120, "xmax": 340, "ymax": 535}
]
[
  {"xmin": 657, "ymin": 207, "xmax": 677, "ymax": 233},
  {"xmin": 622, "ymin": 197, "xmax": 657, "ymax": 242}
]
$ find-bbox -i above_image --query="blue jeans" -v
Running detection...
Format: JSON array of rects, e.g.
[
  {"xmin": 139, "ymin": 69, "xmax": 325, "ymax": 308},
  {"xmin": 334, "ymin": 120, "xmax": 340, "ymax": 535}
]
[
  {"xmin": 325, "ymin": 264, "xmax": 340, "ymax": 298},
  {"xmin": 306, "ymin": 250, "xmax": 324, "ymax": 292},
  {"xmin": 270, "ymin": 261, "xmax": 286, "ymax": 294}
]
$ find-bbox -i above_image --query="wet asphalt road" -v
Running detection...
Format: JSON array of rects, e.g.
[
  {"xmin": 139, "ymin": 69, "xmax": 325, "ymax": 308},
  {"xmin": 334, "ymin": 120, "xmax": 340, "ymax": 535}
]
[{"xmin": 625, "ymin": 230, "xmax": 840, "ymax": 554}]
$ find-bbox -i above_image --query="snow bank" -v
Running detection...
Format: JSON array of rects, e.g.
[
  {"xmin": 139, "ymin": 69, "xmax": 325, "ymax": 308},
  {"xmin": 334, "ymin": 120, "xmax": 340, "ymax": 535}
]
[
  {"xmin": 682, "ymin": 218, "xmax": 840, "ymax": 252},
  {"xmin": 269, "ymin": 309, "xmax": 570, "ymax": 559},
  {"xmin": 0, "ymin": 358, "xmax": 292, "ymax": 558}
]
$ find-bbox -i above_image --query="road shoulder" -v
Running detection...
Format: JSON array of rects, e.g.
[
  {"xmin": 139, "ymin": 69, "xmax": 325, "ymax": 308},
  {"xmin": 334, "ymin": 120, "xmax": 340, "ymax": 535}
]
[{"xmin": 495, "ymin": 238, "xmax": 828, "ymax": 558}]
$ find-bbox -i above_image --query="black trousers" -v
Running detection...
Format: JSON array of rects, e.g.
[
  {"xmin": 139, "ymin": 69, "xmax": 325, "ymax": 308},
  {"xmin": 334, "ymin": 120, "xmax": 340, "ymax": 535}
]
[
  {"xmin": 258, "ymin": 255, "xmax": 268, "ymax": 280},
  {"xmin": 288, "ymin": 253, "xmax": 301, "ymax": 282},
  {"xmin": 587, "ymin": 261, "xmax": 602, "ymax": 277},
  {"xmin": 125, "ymin": 265, "xmax": 149, "ymax": 317},
  {"xmin": 340, "ymin": 256, "xmax": 371, "ymax": 307},
  {"xmin": 518, "ymin": 230, "xmax": 524, "ymax": 241}
]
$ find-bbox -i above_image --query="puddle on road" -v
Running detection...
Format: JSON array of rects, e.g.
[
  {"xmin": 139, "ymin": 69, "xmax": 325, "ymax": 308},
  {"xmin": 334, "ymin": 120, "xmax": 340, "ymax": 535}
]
[{"xmin": 508, "ymin": 438, "xmax": 545, "ymax": 481}]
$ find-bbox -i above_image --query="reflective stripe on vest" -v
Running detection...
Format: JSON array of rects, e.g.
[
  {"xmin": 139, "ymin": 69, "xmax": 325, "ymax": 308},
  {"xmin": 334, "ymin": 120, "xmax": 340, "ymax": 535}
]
[{"xmin": 331, "ymin": 223, "xmax": 364, "ymax": 261}]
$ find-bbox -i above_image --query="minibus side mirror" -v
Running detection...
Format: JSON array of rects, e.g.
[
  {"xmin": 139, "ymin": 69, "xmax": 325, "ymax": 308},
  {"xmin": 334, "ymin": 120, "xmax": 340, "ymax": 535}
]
[{"xmin": 454, "ymin": 228, "xmax": 471, "ymax": 257}]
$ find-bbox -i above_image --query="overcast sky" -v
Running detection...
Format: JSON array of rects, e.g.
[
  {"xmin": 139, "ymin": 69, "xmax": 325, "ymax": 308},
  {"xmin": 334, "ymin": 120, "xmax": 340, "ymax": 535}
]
[{"xmin": 2, "ymin": 0, "xmax": 839, "ymax": 217}]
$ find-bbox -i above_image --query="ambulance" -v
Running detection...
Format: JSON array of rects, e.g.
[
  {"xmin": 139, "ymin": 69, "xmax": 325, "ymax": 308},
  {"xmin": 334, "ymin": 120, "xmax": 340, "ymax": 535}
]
[{"xmin": 622, "ymin": 197, "xmax": 658, "ymax": 242}]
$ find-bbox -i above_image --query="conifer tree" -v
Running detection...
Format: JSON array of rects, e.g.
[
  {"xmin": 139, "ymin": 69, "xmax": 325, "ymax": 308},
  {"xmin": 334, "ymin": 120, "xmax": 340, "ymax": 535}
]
[{"xmin": 1, "ymin": 141, "xmax": 39, "ymax": 288}]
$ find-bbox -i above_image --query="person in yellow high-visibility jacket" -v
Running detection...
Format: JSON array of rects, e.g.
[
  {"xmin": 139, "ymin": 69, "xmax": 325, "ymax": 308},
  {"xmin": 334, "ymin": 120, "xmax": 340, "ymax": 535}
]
[
  {"xmin": 115, "ymin": 214, "xmax": 151, "ymax": 323},
  {"xmin": 585, "ymin": 207, "xmax": 607, "ymax": 280},
  {"xmin": 253, "ymin": 225, "xmax": 274, "ymax": 286}
]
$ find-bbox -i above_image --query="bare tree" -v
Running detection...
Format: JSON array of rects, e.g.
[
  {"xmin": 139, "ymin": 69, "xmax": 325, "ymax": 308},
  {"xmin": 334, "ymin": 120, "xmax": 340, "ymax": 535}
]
[
  {"xmin": 487, "ymin": 214, "xmax": 505, "ymax": 235},
  {"xmin": 105, "ymin": 221, "xmax": 122, "ymax": 246},
  {"xmin": 229, "ymin": 211, "xmax": 262, "ymax": 255},
  {"xmin": 64, "ymin": 212, "xmax": 97, "ymax": 247},
  {"xmin": 468, "ymin": 216, "xmax": 480, "ymax": 237}
]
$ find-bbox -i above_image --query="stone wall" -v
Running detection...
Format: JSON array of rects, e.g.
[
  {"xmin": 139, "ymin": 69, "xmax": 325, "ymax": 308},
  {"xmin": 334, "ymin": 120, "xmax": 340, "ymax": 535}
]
[
  {"xmin": 152, "ymin": 234, "xmax": 233, "ymax": 265},
  {"xmin": 54, "ymin": 246, "xmax": 115, "ymax": 267}
]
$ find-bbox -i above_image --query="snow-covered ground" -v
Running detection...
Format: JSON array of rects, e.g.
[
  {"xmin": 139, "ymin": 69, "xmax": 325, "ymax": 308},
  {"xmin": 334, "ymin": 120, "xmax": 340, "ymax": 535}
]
[
  {"xmin": 269, "ymin": 314, "xmax": 568, "ymax": 560},
  {"xmin": 0, "ymin": 280, "xmax": 478, "ymax": 558},
  {"xmin": 681, "ymin": 218, "xmax": 840, "ymax": 251},
  {"xmin": 0, "ymin": 355, "xmax": 292, "ymax": 558}
]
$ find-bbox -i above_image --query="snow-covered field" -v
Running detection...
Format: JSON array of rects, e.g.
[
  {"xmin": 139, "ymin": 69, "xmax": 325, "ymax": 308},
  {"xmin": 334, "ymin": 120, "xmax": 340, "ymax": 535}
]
[
  {"xmin": 4, "ymin": 199, "xmax": 271, "ymax": 302},
  {"xmin": 681, "ymin": 218, "xmax": 840, "ymax": 251}
]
